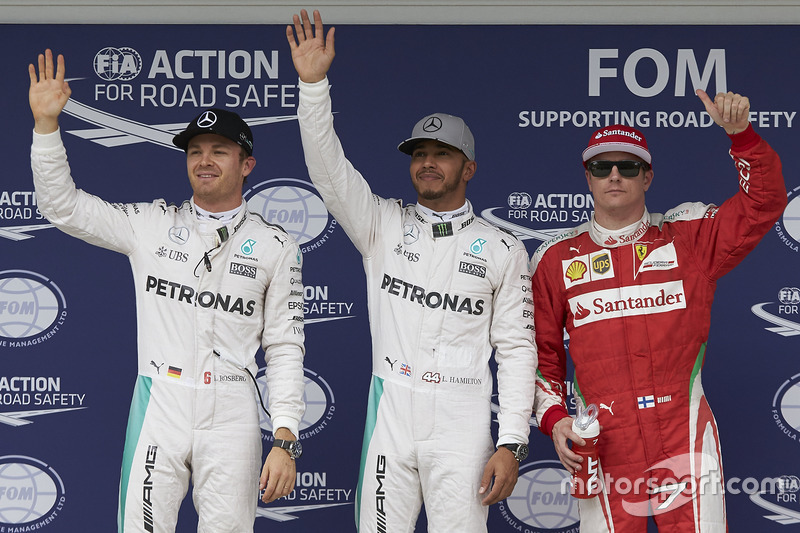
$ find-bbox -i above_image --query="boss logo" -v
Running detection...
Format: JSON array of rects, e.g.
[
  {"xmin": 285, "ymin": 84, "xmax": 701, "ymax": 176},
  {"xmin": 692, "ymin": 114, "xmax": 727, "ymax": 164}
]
[
  {"xmin": 459, "ymin": 261, "xmax": 486, "ymax": 278},
  {"xmin": 229, "ymin": 262, "xmax": 257, "ymax": 279}
]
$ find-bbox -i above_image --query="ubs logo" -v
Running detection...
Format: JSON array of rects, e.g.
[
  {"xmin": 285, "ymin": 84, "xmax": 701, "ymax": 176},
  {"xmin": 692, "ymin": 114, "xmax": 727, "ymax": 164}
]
[
  {"xmin": 156, "ymin": 246, "xmax": 188, "ymax": 263},
  {"xmin": 394, "ymin": 244, "xmax": 420, "ymax": 263},
  {"xmin": 403, "ymin": 250, "xmax": 420, "ymax": 263}
]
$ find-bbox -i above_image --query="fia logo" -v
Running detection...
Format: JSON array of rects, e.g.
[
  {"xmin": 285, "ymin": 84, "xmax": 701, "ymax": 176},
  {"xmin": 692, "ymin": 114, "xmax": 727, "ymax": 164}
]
[
  {"xmin": 93, "ymin": 47, "xmax": 142, "ymax": 81},
  {"xmin": 507, "ymin": 192, "xmax": 532, "ymax": 209},
  {"xmin": 751, "ymin": 287, "xmax": 800, "ymax": 337}
]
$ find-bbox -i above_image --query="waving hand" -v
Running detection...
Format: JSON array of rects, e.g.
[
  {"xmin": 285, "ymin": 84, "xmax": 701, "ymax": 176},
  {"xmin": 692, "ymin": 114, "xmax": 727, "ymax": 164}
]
[
  {"xmin": 28, "ymin": 49, "xmax": 71, "ymax": 134},
  {"xmin": 287, "ymin": 9, "xmax": 335, "ymax": 83}
]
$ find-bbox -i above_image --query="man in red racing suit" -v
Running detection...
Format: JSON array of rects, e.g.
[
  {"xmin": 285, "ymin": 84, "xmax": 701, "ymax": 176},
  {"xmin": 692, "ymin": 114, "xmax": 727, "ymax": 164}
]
[{"xmin": 532, "ymin": 91, "xmax": 785, "ymax": 532}]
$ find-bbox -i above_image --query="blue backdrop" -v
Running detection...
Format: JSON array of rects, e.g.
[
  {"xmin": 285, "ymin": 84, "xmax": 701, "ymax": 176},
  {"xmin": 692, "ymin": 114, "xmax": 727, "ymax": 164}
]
[{"xmin": 1, "ymin": 23, "xmax": 798, "ymax": 532}]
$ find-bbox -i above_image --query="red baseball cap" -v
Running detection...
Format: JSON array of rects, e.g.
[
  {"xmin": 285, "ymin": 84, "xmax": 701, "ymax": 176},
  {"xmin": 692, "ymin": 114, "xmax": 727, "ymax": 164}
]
[{"xmin": 582, "ymin": 125, "xmax": 651, "ymax": 166}]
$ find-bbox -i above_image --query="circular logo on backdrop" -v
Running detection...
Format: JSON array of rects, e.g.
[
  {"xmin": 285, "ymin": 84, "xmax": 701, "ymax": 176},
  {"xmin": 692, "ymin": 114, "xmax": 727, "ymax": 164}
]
[
  {"xmin": 777, "ymin": 475, "xmax": 800, "ymax": 493},
  {"xmin": 0, "ymin": 271, "xmax": 67, "ymax": 347},
  {"xmin": 257, "ymin": 368, "xmax": 335, "ymax": 441},
  {"xmin": 773, "ymin": 373, "xmax": 800, "ymax": 443},
  {"xmin": 0, "ymin": 456, "xmax": 65, "ymax": 528},
  {"xmin": 508, "ymin": 192, "xmax": 533, "ymax": 210},
  {"xmin": 93, "ymin": 47, "xmax": 142, "ymax": 81},
  {"xmin": 779, "ymin": 287, "xmax": 800, "ymax": 305},
  {"xmin": 497, "ymin": 460, "xmax": 579, "ymax": 532},
  {"xmin": 245, "ymin": 178, "xmax": 337, "ymax": 254},
  {"xmin": 774, "ymin": 184, "xmax": 800, "ymax": 253},
  {"xmin": 480, "ymin": 190, "xmax": 593, "ymax": 246}
]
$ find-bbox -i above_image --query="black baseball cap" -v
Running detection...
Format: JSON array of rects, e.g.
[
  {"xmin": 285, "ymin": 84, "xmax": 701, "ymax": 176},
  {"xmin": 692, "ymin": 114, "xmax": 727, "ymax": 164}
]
[{"xmin": 173, "ymin": 108, "xmax": 254, "ymax": 156}]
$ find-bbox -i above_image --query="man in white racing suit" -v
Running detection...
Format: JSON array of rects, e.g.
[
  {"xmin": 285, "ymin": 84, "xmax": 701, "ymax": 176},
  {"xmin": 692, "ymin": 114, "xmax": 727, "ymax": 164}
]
[
  {"xmin": 287, "ymin": 11, "xmax": 537, "ymax": 533},
  {"xmin": 28, "ymin": 49, "xmax": 306, "ymax": 532}
]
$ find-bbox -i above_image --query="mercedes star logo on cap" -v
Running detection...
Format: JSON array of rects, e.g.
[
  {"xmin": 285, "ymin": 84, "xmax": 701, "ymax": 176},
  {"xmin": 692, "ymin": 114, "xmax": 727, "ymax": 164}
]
[
  {"xmin": 423, "ymin": 116, "xmax": 443, "ymax": 132},
  {"xmin": 197, "ymin": 111, "xmax": 218, "ymax": 128}
]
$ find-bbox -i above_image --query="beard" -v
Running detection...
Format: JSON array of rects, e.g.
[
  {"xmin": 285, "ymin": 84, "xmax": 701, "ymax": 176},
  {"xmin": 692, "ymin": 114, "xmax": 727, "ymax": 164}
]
[
  {"xmin": 416, "ymin": 184, "xmax": 451, "ymax": 201},
  {"xmin": 412, "ymin": 162, "xmax": 465, "ymax": 201}
]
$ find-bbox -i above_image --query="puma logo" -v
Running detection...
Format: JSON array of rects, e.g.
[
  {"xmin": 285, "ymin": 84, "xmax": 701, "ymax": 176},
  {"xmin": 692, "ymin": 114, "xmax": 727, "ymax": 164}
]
[{"xmin": 599, "ymin": 401, "xmax": 615, "ymax": 416}]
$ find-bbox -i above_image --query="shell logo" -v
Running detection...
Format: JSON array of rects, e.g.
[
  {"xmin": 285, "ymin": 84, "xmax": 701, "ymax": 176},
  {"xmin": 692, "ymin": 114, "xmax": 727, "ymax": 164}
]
[{"xmin": 565, "ymin": 260, "xmax": 587, "ymax": 282}]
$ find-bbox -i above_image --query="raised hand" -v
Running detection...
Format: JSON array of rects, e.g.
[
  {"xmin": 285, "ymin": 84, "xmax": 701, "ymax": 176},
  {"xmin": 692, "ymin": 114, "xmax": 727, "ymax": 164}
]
[
  {"xmin": 28, "ymin": 49, "xmax": 71, "ymax": 134},
  {"xmin": 286, "ymin": 9, "xmax": 335, "ymax": 84},
  {"xmin": 696, "ymin": 89, "xmax": 750, "ymax": 135}
]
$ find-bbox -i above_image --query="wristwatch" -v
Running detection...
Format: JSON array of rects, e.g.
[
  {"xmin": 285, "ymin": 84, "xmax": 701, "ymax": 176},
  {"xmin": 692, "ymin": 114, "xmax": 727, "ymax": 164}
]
[
  {"xmin": 273, "ymin": 439, "xmax": 303, "ymax": 460},
  {"xmin": 500, "ymin": 443, "xmax": 529, "ymax": 462}
]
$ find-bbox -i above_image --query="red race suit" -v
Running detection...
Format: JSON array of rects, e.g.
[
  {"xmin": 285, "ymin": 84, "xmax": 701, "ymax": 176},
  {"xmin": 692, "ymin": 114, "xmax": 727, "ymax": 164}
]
[{"xmin": 532, "ymin": 125, "xmax": 786, "ymax": 532}]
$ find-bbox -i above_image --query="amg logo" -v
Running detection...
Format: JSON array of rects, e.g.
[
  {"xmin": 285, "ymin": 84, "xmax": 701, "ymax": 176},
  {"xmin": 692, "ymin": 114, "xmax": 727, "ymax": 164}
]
[
  {"xmin": 229, "ymin": 262, "xmax": 257, "ymax": 279},
  {"xmin": 143, "ymin": 444, "xmax": 157, "ymax": 532},
  {"xmin": 376, "ymin": 454, "xmax": 387, "ymax": 533},
  {"xmin": 458, "ymin": 261, "xmax": 486, "ymax": 278}
]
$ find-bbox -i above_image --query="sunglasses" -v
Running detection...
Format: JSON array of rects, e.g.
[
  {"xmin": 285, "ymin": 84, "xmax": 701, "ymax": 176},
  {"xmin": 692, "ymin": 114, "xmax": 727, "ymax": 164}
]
[{"xmin": 587, "ymin": 160, "xmax": 649, "ymax": 178}]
